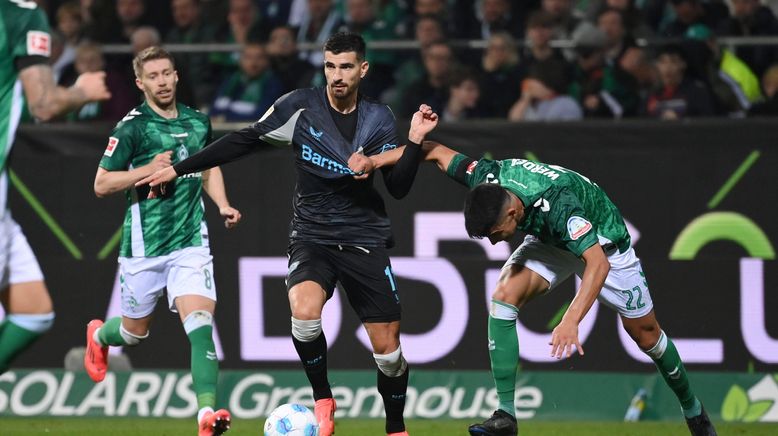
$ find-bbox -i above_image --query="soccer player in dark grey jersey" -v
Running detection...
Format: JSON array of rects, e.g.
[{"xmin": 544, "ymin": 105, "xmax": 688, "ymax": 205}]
[
  {"xmin": 360, "ymin": 140, "xmax": 717, "ymax": 436},
  {"xmin": 139, "ymin": 33, "xmax": 438, "ymax": 436},
  {"xmin": 85, "ymin": 47, "xmax": 240, "ymax": 436},
  {"xmin": 0, "ymin": 0, "xmax": 108, "ymax": 375}
]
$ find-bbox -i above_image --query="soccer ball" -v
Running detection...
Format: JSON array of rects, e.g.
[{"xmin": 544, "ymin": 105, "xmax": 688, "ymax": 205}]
[{"xmin": 263, "ymin": 403, "xmax": 319, "ymax": 436}]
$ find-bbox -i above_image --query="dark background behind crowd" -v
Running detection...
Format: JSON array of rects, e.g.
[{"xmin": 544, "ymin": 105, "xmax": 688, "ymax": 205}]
[{"xmin": 33, "ymin": 0, "xmax": 778, "ymax": 123}]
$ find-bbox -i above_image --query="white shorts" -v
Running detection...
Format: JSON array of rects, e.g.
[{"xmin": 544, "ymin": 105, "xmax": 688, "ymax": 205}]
[
  {"xmin": 505, "ymin": 235, "xmax": 654, "ymax": 318},
  {"xmin": 0, "ymin": 214, "xmax": 45, "ymax": 290},
  {"xmin": 118, "ymin": 246, "xmax": 216, "ymax": 318}
]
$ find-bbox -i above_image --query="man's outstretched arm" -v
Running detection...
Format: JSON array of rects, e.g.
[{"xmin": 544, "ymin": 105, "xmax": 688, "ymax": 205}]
[
  {"xmin": 19, "ymin": 64, "xmax": 109, "ymax": 121},
  {"xmin": 549, "ymin": 243, "xmax": 610, "ymax": 359}
]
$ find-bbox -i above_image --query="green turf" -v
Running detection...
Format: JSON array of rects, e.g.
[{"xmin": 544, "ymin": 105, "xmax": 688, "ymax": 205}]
[{"xmin": 3, "ymin": 418, "xmax": 778, "ymax": 435}]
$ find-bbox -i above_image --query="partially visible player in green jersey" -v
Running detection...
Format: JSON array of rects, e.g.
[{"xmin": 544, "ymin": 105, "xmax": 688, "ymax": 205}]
[
  {"xmin": 84, "ymin": 47, "xmax": 240, "ymax": 436},
  {"xmin": 351, "ymin": 138, "xmax": 717, "ymax": 436},
  {"xmin": 0, "ymin": 0, "xmax": 108, "ymax": 375}
]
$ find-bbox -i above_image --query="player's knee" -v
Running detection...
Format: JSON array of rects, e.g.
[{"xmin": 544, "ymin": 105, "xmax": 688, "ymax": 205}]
[
  {"xmin": 7, "ymin": 312, "xmax": 55, "ymax": 334},
  {"xmin": 120, "ymin": 324, "xmax": 149, "ymax": 346},
  {"xmin": 489, "ymin": 299, "xmax": 518, "ymax": 321},
  {"xmin": 643, "ymin": 329, "xmax": 667, "ymax": 358},
  {"xmin": 291, "ymin": 317, "xmax": 322, "ymax": 342},
  {"xmin": 374, "ymin": 345, "xmax": 408, "ymax": 377},
  {"xmin": 182, "ymin": 310, "xmax": 213, "ymax": 334}
]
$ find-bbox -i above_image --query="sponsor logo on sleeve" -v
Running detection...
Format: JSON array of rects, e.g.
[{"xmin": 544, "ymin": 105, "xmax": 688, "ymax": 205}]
[
  {"xmin": 26, "ymin": 31, "xmax": 51, "ymax": 57},
  {"xmin": 466, "ymin": 160, "xmax": 478, "ymax": 174},
  {"xmin": 567, "ymin": 216, "xmax": 592, "ymax": 240},
  {"xmin": 104, "ymin": 137, "xmax": 119, "ymax": 157}
]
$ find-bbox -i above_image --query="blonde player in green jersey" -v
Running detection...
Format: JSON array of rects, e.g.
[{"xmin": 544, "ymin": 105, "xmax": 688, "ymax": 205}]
[
  {"xmin": 84, "ymin": 47, "xmax": 241, "ymax": 436},
  {"xmin": 347, "ymin": 125, "xmax": 717, "ymax": 436},
  {"xmin": 0, "ymin": 0, "xmax": 108, "ymax": 374}
]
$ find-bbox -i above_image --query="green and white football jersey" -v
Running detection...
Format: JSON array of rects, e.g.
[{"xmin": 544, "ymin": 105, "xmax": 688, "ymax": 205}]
[
  {"xmin": 448, "ymin": 154, "xmax": 631, "ymax": 257},
  {"xmin": 100, "ymin": 102, "xmax": 213, "ymax": 257},
  {"xmin": 0, "ymin": 0, "xmax": 50, "ymax": 213}
]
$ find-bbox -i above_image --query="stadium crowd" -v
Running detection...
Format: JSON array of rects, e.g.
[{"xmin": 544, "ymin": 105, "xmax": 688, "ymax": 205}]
[{"xmin": 34, "ymin": 0, "xmax": 778, "ymax": 122}]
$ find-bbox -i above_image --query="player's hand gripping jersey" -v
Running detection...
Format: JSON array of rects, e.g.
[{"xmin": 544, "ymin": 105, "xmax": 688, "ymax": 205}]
[
  {"xmin": 100, "ymin": 103, "xmax": 213, "ymax": 257},
  {"xmin": 175, "ymin": 87, "xmax": 404, "ymax": 248},
  {"xmin": 448, "ymin": 154, "xmax": 632, "ymax": 256}
]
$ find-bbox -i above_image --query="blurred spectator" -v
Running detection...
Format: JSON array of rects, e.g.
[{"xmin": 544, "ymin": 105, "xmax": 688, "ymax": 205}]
[
  {"xmin": 441, "ymin": 67, "xmax": 484, "ymax": 121},
  {"xmin": 661, "ymin": 0, "xmax": 729, "ymax": 37},
  {"xmin": 682, "ymin": 23, "xmax": 763, "ymax": 114},
  {"xmin": 340, "ymin": 0, "xmax": 400, "ymax": 98},
  {"xmin": 588, "ymin": 0, "xmax": 655, "ymax": 38},
  {"xmin": 165, "ymin": 0, "xmax": 218, "ymax": 107},
  {"xmin": 718, "ymin": 0, "xmax": 778, "ymax": 77},
  {"xmin": 399, "ymin": 0, "xmax": 451, "ymax": 39},
  {"xmin": 508, "ymin": 58, "xmax": 583, "ymax": 121},
  {"xmin": 391, "ymin": 15, "xmax": 447, "ymax": 100},
  {"xmin": 295, "ymin": 0, "xmax": 345, "ymax": 67},
  {"xmin": 395, "ymin": 40, "xmax": 455, "ymax": 117},
  {"xmin": 116, "ymin": 0, "xmax": 149, "ymax": 43},
  {"xmin": 210, "ymin": 42, "xmax": 285, "ymax": 122},
  {"xmin": 597, "ymin": 8, "xmax": 653, "ymax": 86},
  {"xmin": 644, "ymin": 45, "xmax": 715, "ymax": 119},
  {"xmin": 569, "ymin": 26, "xmax": 641, "ymax": 117},
  {"xmin": 542, "ymin": 0, "xmax": 591, "ymax": 40},
  {"xmin": 210, "ymin": 0, "xmax": 265, "ymax": 79},
  {"xmin": 256, "ymin": 0, "xmax": 294, "ymax": 30},
  {"xmin": 457, "ymin": 0, "xmax": 525, "ymax": 40},
  {"xmin": 517, "ymin": 10, "xmax": 569, "ymax": 82},
  {"xmin": 50, "ymin": 30, "xmax": 74, "ymax": 84},
  {"xmin": 749, "ymin": 64, "xmax": 778, "ymax": 115},
  {"xmin": 130, "ymin": 26, "xmax": 160, "ymax": 55},
  {"xmin": 267, "ymin": 25, "xmax": 317, "ymax": 93},
  {"xmin": 61, "ymin": 43, "xmax": 136, "ymax": 121},
  {"xmin": 56, "ymin": 1, "xmax": 84, "ymax": 47},
  {"xmin": 80, "ymin": 0, "xmax": 121, "ymax": 43},
  {"xmin": 479, "ymin": 32, "xmax": 522, "ymax": 117}
]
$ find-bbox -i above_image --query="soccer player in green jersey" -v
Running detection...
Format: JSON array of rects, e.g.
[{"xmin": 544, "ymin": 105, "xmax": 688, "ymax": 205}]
[
  {"xmin": 0, "ymin": 0, "xmax": 108, "ymax": 374},
  {"xmin": 350, "ymin": 132, "xmax": 717, "ymax": 436},
  {"xmin": 84, "ymin": 47, "xmax": 241, "ymax": 436}
]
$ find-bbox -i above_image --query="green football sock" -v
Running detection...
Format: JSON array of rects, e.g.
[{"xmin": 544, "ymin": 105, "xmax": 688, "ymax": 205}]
[
  {"xmin": 97, "ymin": 317, "xmax": 128, "ymax": 346},
  {"xmin": 648, "ymin": 331, "xmax": 700, "ymax": 418},
  {"xmin": 187, "ymin": 324, "xmax": 218, "ymax": 409},
  {"xmin": 488, "ymin": 300, "xmax": 520, "ymax": 417},
  {"xmin": 0, "ymin": 319, "xmax": 43, "ymax": 373}
]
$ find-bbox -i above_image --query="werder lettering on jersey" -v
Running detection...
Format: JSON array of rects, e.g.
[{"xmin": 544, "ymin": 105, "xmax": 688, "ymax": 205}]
[
  {"xmin": 510, "ymin": 159, "xmax": 561, "ymax": 181},
  {"xmin": 300, "ymin": 144, "xmax": 354, "ymax": 175},
  {"xmin": 567, "ymin": 216, "xmax": 593, "ymax": 240}
]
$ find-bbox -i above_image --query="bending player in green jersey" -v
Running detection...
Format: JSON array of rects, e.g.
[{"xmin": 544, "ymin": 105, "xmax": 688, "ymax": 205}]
[
  {"xmin": 84, "ymin": 47, "xmax": 241, "ymax": 436},
  {"xmin": 349, "ymin": 134, "xmax": 717, "ymax": 436},
  {"xmin": 0, "ymin": 0, "xmax": 108, "ymax": 374}
]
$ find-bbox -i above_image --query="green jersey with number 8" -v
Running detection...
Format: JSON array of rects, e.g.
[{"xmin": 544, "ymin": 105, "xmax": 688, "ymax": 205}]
[
  {"xmin": 100, "ymin": 102, "xmax": 212, "ymax": 257},
  {"xmin": 448, "ymin": 153, "xmax": 631, "ymax": 257}
]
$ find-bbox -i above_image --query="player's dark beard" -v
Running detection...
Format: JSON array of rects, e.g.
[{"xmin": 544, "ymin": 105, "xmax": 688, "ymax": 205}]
[{"xmin": 330, "ymin": 81, "xmax": 353, "ymax": 100}]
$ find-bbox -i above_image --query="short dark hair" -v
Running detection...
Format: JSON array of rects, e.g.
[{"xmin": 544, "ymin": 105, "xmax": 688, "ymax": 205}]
[
  {"xmin": 323, "ymin": 32, "xmax": 366, "ymax": 61},
  {"xmin": 464, "ymin": 184, "xmax": 510, "ymax": 238},
  {"xmin": 132, "ymin": 46, "xmax": 175, "ymax": 78}
]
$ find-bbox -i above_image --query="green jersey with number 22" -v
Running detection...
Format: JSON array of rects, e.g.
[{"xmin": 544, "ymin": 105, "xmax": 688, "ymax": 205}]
[{"xmin": 448, "ymin": 153, "xmax": 631, "ymax": 257}]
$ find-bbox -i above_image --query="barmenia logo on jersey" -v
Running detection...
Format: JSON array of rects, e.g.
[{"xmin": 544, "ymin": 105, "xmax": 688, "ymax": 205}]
[
  {"xmin": 104, "ymin": 137, "xmax": 119, "ymax": 157},
  {"xmin": 567, "ymin": 216, "xmax": 592, "ymax": 240}
]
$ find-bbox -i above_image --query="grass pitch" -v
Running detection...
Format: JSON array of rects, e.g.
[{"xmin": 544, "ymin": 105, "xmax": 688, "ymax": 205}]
[{"xmin": 3, "ymin": 418, "xmax": 778, "ymax": 435}]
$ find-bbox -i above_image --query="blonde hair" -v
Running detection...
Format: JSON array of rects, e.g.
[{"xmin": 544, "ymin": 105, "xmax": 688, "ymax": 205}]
[{"xmin": 132, "ymin": 46, "xmax": 175, "ymax": 79}]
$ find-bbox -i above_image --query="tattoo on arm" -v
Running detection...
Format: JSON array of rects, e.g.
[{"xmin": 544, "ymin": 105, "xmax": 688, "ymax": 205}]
[{"xmin": 19, "ymin": 64, "xmax": 86, "ymax": 121}]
